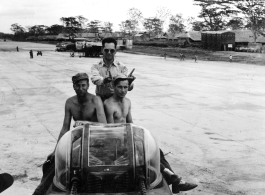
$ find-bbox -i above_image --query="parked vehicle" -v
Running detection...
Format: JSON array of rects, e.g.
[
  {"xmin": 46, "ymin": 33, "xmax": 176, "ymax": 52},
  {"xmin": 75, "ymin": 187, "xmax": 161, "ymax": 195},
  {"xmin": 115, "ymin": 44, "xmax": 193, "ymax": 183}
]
[
  {"xmin": 76, "ymin": 40, "xmax": 102, "ymax": 57},
  {"xmin": 235, "ymin": 45, "xmax": 248, "ymax": 52},
  {"xmin": 45, "ymin": 122, "xmax": 173, "ymax": 195},
  {"xmin": 56, "ymin": 42, "xmax": 76, "ymax": 52}
]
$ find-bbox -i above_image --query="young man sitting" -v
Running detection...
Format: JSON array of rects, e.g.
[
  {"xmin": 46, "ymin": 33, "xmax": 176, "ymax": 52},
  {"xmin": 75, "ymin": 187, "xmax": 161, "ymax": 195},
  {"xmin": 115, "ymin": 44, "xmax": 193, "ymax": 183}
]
[{"xmin": 103, "ymin": 74, "xmax": 197, "ymax": 193}]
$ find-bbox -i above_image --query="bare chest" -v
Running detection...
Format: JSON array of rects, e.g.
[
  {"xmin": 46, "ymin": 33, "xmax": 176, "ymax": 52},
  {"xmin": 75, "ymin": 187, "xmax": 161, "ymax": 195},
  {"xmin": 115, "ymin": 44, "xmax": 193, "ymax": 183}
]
[
  {"xmin": 70, "ymin": 102, "xmax": 96, "ymax": 121},
  {"xmin": 113, "ymin": 103, "xmax": 129, "ymax": 122}
]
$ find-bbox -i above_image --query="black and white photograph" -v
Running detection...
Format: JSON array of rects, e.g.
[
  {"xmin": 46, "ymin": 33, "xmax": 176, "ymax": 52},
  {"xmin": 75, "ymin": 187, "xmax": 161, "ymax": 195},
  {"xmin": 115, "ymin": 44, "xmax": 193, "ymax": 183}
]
[{"xmin": 0, "ymin": 0, "xmax": 265, "ymax": 194}]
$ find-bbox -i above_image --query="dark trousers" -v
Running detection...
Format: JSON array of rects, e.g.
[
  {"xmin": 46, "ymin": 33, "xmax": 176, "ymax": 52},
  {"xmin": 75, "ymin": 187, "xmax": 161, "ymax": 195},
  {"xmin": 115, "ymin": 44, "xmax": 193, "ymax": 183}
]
[
  {"xmin": 160, "ymin": 149, "xmax": 179, "ymax": 185},
  {"xmin": 160, "ymin": 149, "xmax": 174, "ymax": 172},
  {"xmin": 32, "ymin": 158, "xmax": 55, "ymax": 195}
]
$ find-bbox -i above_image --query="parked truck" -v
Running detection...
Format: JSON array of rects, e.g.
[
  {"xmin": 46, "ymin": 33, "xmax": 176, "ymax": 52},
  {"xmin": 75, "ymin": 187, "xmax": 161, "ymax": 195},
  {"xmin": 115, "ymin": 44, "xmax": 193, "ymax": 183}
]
[{"xmin": 75, "ymin": 38, "xmax": 102, "ymax": 57}]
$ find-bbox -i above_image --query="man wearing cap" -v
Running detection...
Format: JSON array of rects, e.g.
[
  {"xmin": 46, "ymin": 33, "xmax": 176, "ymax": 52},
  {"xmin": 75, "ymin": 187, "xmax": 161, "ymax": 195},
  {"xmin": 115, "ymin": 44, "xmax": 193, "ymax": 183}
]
[
  {"xmin": 56, "ymin": 73, "xmax": 107, "ymax": 140},
  {"xmin": 104, "ymin": 74, "xmax": 133, "ymax": 123},
  {"xmin": 32, "ymin": 73, "xmax": 107, "ymax": 195},
  {"xmin": 91, "ymin": 37, "xmax": 135, "ymax": 102},
  {"xmin": 104, "ymin": 74, "xmax": 197, "ymax": 194}
]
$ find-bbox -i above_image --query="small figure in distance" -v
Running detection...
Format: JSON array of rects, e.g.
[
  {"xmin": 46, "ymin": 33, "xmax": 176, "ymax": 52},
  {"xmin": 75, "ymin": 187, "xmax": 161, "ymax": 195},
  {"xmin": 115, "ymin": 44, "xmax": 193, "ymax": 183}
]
[
  {"xmin": 70, "ymin": 50, "xmax": 75, "ymax": 57},
  {"xmin": 164, "ymin": 52, "xmax": 167, "ymax": 60},
  {"xmin": 37, "ymin": 51, "xmax": 42, "ymax": 56},
  {"xmin": 16, "ymin": 46, "xmax": 19, "ymax": 52},
  {"xmin": 29, "ymin": 50, "xmax": 33, "ymax": 59},
  {"xmin": 229, "ymin": 55, "xmax": 232, "ymax": 63},
  {"xmin": 194, "ymin": 54, "xmax": 198, "ymax": 63}
]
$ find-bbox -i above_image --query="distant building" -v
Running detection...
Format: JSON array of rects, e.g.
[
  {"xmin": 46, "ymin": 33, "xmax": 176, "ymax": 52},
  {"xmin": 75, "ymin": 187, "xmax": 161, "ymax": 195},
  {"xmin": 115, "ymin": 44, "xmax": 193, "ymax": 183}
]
[
  {"xmin": 177, "ymin": 31, "xmax": 201, "ymax": 46},
  {"xmin": 75, "ymin": 33, "xmax": 99, "ymax": 40},
  {"xmin": 57, "ymin": 33, "xmax": 70, "ymax": 41},
  {"xmin": 133, "ymin": 32, "xmax": 150, "ymax": 42},
  {"xmin": 37, "ymin": 35, "xmax": 57, "ymax": 41},
  {"xmin": 232, "ymin": 30, "xmax": 265, "ymax": 46},
  {"xmin": 202, "ymin": 31, "xmax": 235, "ymax": 51},
  {"xmin": 154, "ymin": 34, "xmax": 167, "ymax": 40},
  {"xmin": 167, "ymin": 31, "xmax": 201, "ymax": 43},
  {"xmin": 186, "ymin": 31, "xmax": 202, "ymax": 43},
  {"xmin": 98, "ymin": 32, "xmax": 123, "ymax": 39},
  {"xmin": 167, "ymin": 33, "xmax": 178, "ymax": 41},
  {"xmin": 99, "ymin": 32, "xmax": 113, "ymax": 39},
  {"xmin": 26, "ymin": 36, "xmax": 37, "ymax": 41}
]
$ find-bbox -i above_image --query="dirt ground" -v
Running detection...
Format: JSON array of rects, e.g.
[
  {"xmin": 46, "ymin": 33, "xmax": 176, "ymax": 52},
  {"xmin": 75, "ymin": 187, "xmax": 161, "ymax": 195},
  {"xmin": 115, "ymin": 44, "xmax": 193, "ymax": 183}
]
[
  {"xmin": 0, "ymin": 41, "xmax": 265, "ymax": 195},
  {"xmin": 127, "ymin": 45, "xmax": 265, "ymax": 66}
]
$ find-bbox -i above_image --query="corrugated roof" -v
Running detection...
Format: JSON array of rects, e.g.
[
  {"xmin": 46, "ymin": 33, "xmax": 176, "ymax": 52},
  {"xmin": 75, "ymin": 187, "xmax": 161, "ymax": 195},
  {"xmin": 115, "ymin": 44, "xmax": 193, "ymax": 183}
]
[
  {"xmin": 154, "ymin": 34, "xmax": 167, "ymax": 39},
  {"xmin": 57, "ymin": 33, "xmax": 68, "ymax": 39},
  {"xmin": 26, "ymin": 36, "xmax": 36, "ymax": 40},
  {"xmin": 77, "ymin": 33, "xmax": 98, "ymax": 38},
  {"xmin": 172, "ymin": 31, "xmax": 201, "ymax": 41},
  {"xmin": 202, "ymin": 30, "xmax": 234, "ymax": 34},
  {"xmin": 178, "ymin": 32, "xmax": 190, "ymax": 38},
  {"xmin": 167, "ymin": 33, "xmax": 177, "ymax": 39},
  {"xmin": 45, "ymin": 35, "xmax": 57, "ymax": 39},
  {"xmin": 231, "ymin": 30, "xmax": 265, "ymax": 43},
  {"xmin": 99, "ymin": 32, "xmax": 112, "ymax": 38},
  {"xmin": 98, "ymin": 32, "xmax": 124, "ymax": 38},
  {"xmin": 189, "ymin": 31, "xmax": 201, "ymax": 41}
]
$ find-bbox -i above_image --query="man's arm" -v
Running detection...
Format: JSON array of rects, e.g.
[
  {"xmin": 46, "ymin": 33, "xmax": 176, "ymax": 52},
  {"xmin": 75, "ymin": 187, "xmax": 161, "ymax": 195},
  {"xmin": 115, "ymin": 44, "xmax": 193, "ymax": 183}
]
[
  {"xmin": 48, "ymin": 99, "xmax": 72, "ymax": 160},
  {"xmin": 119, "ymin": 63, "xmax": 135, "ymax": 91},
  {"xmin": 120, "ymin": 63, "xmax": 128, "ymax": 75},
  {"xmin": 91, "ymin": 63, "xmax": 104, "ymax": 85},
  {"xmin": 104, "ymin": 101, "xmax": 115, "ymax": 123},
  {"xmin": 57, "ymin": 99, "xmax": 72, "ymax": 142},
  {"xmin": 126, "ymin": 100, "xmax": 133, "ymax": 123},
  {"xmin": 94, "ymin": 96, "xmax": 107, "ymax": 123}
]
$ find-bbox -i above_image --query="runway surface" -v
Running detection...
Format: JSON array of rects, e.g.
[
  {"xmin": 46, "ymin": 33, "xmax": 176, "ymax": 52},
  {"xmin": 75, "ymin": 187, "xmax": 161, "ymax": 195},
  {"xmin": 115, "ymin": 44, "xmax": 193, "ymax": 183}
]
[{"xmin": 0, "ymin": 41, "xmax": 265, "ymax": 195}]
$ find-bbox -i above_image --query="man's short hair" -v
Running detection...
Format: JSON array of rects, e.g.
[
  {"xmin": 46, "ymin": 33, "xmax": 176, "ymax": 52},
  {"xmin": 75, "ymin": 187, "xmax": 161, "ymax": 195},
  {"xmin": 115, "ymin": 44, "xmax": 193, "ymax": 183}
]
[
  {"xmin": 102, "ymin": 37, "xmax": 117, "ymax": 48},
  {"xmin": 72, "ymin": 73, "xmax": 89, "ymax": 84},
  {"xmin": 113, "ymin": 74, "xmax": 129, "ymax": 86}
]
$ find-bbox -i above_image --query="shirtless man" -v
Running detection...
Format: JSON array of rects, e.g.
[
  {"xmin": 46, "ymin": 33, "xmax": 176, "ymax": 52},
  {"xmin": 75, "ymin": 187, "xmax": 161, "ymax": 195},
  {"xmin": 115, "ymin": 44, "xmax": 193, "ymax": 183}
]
[
  {"xmin": 104, "ymin": 74, "xmax": 132, "ymax": 124},
  {"xmin": 32, "ymin": 73, "xmax": 107, "ymax": 195},
  {"xmin": 57, "ymin": 72, "xmax": 106, "ymax": 140},
  {"xmin": 104, "ymin": 74, "xmax": 197, "ymax": 194}
]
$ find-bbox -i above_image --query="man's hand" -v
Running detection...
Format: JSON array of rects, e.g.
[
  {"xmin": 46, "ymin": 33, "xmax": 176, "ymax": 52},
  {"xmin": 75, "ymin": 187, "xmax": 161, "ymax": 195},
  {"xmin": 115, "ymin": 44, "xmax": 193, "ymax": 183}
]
[
  {"xmin": 74, "ymin": 121, "xmax": 88, "ymax": 127},
  {"xmin": 103, "ymin": 77, "xmax": 112, "ymax": 84},
  {"xmin": 128, "ymin": 75, "xmax": 136, "ymax": 84}
]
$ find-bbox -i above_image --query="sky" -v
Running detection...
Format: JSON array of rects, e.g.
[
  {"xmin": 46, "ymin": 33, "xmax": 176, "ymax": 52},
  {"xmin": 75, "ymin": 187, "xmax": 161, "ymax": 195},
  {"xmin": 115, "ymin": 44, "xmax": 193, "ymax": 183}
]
[{"xmin": 0, "ymin": 0, "xmax": 201, "ymax": 34}]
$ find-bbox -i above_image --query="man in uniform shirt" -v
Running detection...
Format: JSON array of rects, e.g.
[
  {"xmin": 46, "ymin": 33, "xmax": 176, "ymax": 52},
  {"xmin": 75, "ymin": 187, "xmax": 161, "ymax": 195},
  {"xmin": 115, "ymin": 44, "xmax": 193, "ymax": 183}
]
[{"xmin": 91, "ymin": 37, "xmax": 135, "ymax": 102}]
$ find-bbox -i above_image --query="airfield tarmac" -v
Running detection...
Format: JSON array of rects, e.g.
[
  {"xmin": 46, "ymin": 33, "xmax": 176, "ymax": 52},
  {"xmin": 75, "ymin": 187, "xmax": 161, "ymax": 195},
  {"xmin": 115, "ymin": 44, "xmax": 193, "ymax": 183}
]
[{"xmin": 0, "ymin": 41, "xmax": 265, "ymax": 195}]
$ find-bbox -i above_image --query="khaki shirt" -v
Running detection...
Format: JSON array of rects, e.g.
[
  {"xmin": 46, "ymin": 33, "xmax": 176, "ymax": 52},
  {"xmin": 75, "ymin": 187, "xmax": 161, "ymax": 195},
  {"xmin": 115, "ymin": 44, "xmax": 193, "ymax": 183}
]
[{"xmin": 91, "ymin": 60, "xmax": 128, "ymax": 97}]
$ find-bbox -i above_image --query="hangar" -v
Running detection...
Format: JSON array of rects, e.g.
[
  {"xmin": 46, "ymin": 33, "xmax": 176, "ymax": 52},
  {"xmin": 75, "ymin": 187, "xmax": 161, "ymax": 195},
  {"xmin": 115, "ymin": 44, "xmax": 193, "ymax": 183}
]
[{"xmin": 202, "ymin": 31, "xmax": 235, "ymax": 51}]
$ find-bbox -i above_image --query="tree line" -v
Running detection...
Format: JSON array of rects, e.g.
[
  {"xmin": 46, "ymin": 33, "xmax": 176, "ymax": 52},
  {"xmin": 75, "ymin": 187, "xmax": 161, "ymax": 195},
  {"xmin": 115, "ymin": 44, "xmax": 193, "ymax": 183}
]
[
  {"xmin": 193, "ymin": 0, "xmax": 265, "ymax": 42},
  {"xmin": 2, "ymin": 0, "xmax": 265, "ymax": 42}
]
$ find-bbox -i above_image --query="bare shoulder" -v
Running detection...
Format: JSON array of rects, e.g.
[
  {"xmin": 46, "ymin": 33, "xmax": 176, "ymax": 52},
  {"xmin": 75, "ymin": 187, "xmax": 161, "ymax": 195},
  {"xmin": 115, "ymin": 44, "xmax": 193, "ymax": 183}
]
[
  {"xmin": 104, "ymin": 97, "xmax": 114, "ymax": 107},
  {"xmin": 124, "ymin": 97, "xmax": 131, "ymax": 105},
  {"xmin": 90, "ymin": 94, "xmax": 102, "ymax": 104},
  {"xmin": 66, "ymin": 96, "xmax": 76, "ymax": 106}
]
